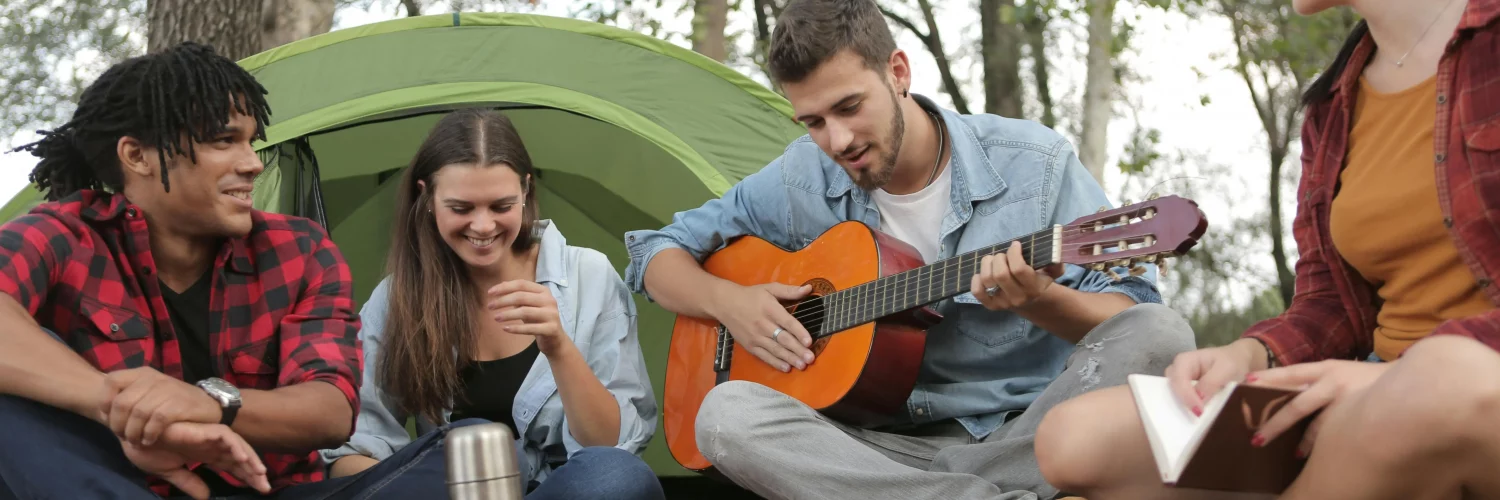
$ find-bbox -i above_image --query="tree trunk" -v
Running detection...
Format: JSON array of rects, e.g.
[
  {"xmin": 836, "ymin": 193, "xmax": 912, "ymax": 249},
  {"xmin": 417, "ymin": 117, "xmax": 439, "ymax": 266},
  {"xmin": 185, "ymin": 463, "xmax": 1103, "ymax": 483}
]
[
  {"xmin": 1079, "ymin": 0, "xmax": 1115, "ymax": 184},
  {"xmin": 981, "ymin": 0, "xmax": 1023, "ymax": 118},
  {"xmin": 261, "ymin": 0, "xmax": 334, "ymax": 52},
  {"xmin": 693, "ymin": 0, "xmax": 730, "ymax": 62},
  {"xmin": 749, "ymin": 0, "xmax": 775, "ymax": 84},
  {"xmin": 148, "ymin": 0, "xmax": 263, "ymax": 61},
  {"xmin": 1021, "ymin": 1, "xmax": 1054, "ymax": 128},
  {"xmin": 753, "ymin": 0, "xmax": 771, "ymax": 47},
  {"xmin": 401, "ymin": 0, "xmax": 422, "ymax": 16},
  {"xmin": 1268, "ymin": 144, "xmax": 1295, "ymax": 306}
]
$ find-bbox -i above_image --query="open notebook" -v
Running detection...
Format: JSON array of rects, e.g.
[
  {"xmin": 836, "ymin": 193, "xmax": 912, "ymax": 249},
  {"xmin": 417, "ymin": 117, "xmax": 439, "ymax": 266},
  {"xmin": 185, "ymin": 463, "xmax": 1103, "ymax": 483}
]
[{"xmin": 1127, "ymin": 374, "xmax": 1310, "ymax": 494}]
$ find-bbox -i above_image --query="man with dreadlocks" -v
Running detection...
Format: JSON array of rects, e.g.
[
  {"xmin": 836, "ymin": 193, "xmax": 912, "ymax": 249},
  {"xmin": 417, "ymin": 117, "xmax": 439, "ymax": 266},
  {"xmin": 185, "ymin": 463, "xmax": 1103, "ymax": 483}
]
[{"xmin": 0, "ymin": 42, "xmax": 453, "ymax": 499}]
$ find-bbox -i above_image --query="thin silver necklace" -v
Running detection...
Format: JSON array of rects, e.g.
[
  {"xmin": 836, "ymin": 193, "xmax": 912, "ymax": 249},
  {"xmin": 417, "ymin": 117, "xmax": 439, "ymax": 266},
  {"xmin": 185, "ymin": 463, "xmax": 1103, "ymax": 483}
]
[
  {"xmin": 922, "ymin": 108, "xmax": 946, "ymax": 187},
  {"xmin": 1395, "ymin": 0, "xmax": 1460, "ymax": 67}
]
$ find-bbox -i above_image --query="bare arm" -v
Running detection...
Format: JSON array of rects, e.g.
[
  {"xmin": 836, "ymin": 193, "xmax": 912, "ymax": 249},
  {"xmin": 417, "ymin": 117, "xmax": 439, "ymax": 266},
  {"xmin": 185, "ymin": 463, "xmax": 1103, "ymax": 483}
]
[
  {"xmin": 544, "ymin": 341, "xmax": 620, "ymax": 447},
  {"xmin": 641, "ymin": 248, "xmax": 740, "ymax": 319},
  {"xmin": 233, "ymin": 382, "xmax": 352, "ymax": 452},
  {"xmin": 1016, "ymin": 287, "xmax": 1136, "ymax": 344},
  {"xmin": 0, "ymin": 294, "xmax": 113, "ymax": 422},
  {"xmin": 0, "ymin": 215, "xmax": 117, "ymax": 422}
]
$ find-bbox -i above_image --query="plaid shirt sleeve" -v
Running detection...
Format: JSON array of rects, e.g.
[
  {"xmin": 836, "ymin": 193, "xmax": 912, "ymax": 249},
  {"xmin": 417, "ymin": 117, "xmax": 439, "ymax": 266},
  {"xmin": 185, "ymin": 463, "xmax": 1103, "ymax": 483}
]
[
  {"xmin": 1431, "ymin": 313, "xmax": 1500, "ymax": 353},
  {"xmin": 0, "ymin": 214, "xmax": 73, "ymax": 315},
  {"xmin": 1241, "ymin": 111, "xmax": 1366, "ymax": 366},
  {"xmin": 275, "ymin": 223, "xmax": 362, "ymax": 436}
]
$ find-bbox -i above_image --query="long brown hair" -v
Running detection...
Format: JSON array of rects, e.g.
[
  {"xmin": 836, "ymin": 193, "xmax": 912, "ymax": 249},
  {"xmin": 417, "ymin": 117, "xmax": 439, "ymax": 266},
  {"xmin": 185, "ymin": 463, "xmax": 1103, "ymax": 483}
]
[{"xmin": 379, "ymin": 108, "xmax": 540, "ymax": 424}]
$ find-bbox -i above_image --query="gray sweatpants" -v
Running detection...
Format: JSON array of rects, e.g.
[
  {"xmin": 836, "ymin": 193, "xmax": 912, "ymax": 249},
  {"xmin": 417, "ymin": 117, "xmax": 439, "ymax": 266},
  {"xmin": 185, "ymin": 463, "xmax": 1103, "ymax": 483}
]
[{"xmin": 694, "ymin": 303, "xmax": 1197, "ymax": 500}]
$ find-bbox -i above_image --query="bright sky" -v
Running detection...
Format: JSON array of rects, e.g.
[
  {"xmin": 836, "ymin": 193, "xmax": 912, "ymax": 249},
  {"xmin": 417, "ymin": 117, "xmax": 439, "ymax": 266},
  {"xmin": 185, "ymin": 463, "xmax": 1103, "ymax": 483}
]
[{"xmin": 0, "ymin": 1, "xmax": 1283, "ymax": 297}]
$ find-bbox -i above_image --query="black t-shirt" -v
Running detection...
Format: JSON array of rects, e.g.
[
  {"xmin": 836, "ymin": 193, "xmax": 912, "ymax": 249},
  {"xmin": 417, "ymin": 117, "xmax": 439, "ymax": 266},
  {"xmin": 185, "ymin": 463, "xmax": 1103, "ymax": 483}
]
[
  {"xmin": 160, "ymin": 273, "xmax": 253, "ymax": 497},
  {"xmin": 451, "ymin": 341, "xmax": 543, "ymax": 437},
  {"xmin": 160, "ymin": 274, "xmax": 215, "ymax": 385}
]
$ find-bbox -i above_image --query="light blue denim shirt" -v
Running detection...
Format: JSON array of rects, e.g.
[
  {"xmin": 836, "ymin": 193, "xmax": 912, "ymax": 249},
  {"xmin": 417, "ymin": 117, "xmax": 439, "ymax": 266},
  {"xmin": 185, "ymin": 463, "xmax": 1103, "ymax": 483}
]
[
  {"xmin": 321, "ymin": 220, "xmax": 658, "ymax": 485},
  {"xmin": 622, "ymin": 95, "xmax": 1160, "ymax": 439}
]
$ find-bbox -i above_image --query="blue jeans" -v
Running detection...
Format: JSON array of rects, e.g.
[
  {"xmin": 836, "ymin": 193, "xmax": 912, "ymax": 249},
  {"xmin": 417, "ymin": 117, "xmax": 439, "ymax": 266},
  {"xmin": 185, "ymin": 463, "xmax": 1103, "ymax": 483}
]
[{"xmin": 0, "ymin": 397, "xmax": 660, "ymax": 500}]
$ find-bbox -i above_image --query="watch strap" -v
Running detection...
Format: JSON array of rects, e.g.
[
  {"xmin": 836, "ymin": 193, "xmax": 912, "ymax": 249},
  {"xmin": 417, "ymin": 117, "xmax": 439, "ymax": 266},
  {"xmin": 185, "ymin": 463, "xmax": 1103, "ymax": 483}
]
[{"xmin": 220, "ymin": 403, "xmax": 239, "ymax": 426}]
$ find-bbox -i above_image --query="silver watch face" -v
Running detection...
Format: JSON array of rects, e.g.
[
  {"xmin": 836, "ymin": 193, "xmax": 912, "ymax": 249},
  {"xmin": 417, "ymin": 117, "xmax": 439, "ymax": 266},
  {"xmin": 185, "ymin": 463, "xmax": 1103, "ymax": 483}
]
[{"xmin": 199, "ymin": 377, "xmax": 241, "ymax": 405}]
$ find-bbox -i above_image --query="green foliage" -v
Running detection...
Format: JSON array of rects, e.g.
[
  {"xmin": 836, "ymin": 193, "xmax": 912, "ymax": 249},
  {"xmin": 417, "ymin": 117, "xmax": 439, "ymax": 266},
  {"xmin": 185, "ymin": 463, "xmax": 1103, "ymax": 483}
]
[
  {"xmin": 1187, "ymin": 286, "xmax": 1285, "ymax": 347},
  {"xmin": 1117, "ymin": 126, "xmax": 1161, "ymax": 174},
  {"xmin": 1165, "ymin": 214, "xmax": 1289, "ymax": 348},
  {"xmin": 0, "ymin": 0, "xmax": 144, "ymax": 146},
  {"xmin": 1219, "ymin": 0, "xmax": 1356, "ymax": 83}
]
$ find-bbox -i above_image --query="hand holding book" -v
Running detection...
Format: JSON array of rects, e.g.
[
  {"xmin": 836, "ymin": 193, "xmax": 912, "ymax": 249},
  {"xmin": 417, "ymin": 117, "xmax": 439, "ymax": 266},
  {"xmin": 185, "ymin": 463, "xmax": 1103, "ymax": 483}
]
[
  {"xmin": 1136, "ymin": 344, "xmax": 1395, "ymax": 494},
  {"xmin": 1243, "ymin": 359, "xmax": 1393, "ymax": 458},
  {"xmin": 1163, "ymin": 338, "xmax": 1270, "ymax": 416}
]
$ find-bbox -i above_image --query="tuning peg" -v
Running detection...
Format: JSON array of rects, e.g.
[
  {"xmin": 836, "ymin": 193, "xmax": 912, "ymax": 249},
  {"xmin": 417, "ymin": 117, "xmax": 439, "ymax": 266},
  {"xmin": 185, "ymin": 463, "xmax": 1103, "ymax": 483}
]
[
  {"xmin": 1105, "ymin": 268, "xmax": 1122, "ymax": 282},
  {"xmin": 1130, "ymin": 266, "xmax": 1147, "ymax": 277},
  {"xmin": 1159, "ymin": 259, "xmax": 1170, "ymax": 277},
  {"xmin": 1096, "ymin": 206, "xmax": 1108, "ymax": 213},
  {"xmin": 1148, "ymin": 192, "xmax": 1161, "ymax": 200},
  {"xmin": 1144, "ymin": 254, "xmax": 1158, "ymax": 263}
]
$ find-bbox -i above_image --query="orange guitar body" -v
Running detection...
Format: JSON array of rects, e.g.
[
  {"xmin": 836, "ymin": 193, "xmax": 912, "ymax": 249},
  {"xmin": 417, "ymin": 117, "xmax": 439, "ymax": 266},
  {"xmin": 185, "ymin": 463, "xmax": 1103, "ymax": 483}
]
[{"xmin": 661, "ymin": 221, "xmax": 937, "ymax": 473}]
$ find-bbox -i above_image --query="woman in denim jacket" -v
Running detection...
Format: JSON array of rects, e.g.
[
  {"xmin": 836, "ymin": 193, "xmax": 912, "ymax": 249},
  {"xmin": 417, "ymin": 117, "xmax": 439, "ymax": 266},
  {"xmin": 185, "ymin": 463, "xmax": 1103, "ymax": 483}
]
[{"xmin": 320, "ymin": 109, "xmax": 662, "ymax": 499}]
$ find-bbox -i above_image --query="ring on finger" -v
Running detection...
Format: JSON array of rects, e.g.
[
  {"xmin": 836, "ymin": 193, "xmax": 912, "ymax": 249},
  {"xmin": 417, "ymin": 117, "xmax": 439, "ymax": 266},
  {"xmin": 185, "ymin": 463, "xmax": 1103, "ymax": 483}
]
[
  {"xmin": 985, "ymin": 285, "xmax": 1001, "ymax": 296},
  {"xmin": 772, "ymin": 327, "xmax": 784, "ymax": 340}
]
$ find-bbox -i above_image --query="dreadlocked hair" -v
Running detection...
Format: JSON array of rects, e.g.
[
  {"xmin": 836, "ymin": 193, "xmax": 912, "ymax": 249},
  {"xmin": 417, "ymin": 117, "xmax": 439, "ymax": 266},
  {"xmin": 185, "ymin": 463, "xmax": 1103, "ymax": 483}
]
[{"xmin": 9, "ymin": 41, "xmax": 272, "ymax": 201}]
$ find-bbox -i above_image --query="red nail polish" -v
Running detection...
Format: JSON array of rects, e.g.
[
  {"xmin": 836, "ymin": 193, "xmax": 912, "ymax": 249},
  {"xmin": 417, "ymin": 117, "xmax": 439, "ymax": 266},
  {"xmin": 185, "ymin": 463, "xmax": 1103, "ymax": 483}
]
[
  {"xmin": 1295, "ymin": 449, "xmax": 1307, "ymax": 459},
  {"xmin": 1250, "ymin": 433, "xmax": 1266, "ymax": 447},
  {"xmin": 1246, "ymin": 373, "xmax": 1259, "ymax": 383},
  {"xmin": 1192, "ymin": 405, "xmax": 1202, "ymax": 416}
]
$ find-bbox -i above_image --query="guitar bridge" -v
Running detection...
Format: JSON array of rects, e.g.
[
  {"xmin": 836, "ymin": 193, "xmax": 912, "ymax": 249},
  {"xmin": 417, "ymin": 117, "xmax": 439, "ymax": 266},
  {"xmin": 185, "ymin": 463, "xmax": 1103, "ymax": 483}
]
[{"xmin": 712, "ymin": 324, "xmax": 733, "ymax": 373}]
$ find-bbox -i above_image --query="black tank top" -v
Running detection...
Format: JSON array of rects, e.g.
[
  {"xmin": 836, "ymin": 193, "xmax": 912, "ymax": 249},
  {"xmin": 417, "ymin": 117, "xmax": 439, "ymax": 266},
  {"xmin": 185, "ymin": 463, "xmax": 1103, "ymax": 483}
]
[{"xmin": 450, "ymin": 341, "xmax": 542, "ymax": 437}]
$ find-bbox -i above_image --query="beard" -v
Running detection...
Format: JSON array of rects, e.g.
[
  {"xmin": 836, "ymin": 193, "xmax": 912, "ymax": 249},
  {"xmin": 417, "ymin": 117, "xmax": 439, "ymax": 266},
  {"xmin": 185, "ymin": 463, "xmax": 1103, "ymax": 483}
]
[{"xmin": 847, "ymin": 87, "xmax": 906, "ymax": 191}]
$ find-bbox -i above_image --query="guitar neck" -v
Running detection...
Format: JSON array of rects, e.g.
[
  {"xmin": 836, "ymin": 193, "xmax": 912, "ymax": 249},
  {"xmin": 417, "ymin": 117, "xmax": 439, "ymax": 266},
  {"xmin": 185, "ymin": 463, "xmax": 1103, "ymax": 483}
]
[{"xmin": 813, "ymin": 225, "xmax": 1063, "ymax": 338}]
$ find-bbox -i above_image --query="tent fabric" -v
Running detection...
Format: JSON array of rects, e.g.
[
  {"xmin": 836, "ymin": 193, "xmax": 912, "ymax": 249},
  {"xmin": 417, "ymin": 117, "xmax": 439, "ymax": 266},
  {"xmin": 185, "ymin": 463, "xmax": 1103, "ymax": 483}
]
[
  {"xmin": 0, "ymin": 12, "xmax": 809, "ymax": 477},
  {"xmin": 237, "ymin": 12, "xmax": 808, "ymax": 477},
  {"xmin": 242, "ymin": 12, "xmax": 801, "ymax": 194}
]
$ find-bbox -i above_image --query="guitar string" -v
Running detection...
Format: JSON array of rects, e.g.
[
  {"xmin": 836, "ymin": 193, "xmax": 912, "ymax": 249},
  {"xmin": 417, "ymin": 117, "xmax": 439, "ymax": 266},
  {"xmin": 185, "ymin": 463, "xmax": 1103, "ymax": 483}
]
[
  {"xmin": 776, "ymin": 231, "xmax": 1166, "ymax": 334},
  {"xmin": 780, "ymin": 232, "xmax": 1147, "ymax": 325},
  {"xmin": 780, "ymin": 236, "xmax": 1060, "ymax": 326}
]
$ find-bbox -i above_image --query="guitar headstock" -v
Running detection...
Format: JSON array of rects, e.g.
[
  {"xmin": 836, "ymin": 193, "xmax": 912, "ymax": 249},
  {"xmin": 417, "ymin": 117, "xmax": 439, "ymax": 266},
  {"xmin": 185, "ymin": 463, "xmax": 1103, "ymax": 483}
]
[{"xmin": 1060, "ymin": 194, "xmax": 1208, "ymax": 277}]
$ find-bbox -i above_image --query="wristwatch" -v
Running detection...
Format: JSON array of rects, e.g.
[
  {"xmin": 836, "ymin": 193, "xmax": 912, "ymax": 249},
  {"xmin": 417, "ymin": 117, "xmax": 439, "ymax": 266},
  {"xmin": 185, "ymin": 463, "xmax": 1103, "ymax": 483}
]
[{"xmin": 197, "ymin": 377, "xmax": 242, "ymax": 426}]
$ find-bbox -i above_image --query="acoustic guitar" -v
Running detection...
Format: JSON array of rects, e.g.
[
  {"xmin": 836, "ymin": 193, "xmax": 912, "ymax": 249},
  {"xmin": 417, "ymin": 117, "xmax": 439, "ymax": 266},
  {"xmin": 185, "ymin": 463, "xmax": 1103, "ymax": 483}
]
[{"xmin": 661, "ymin": 195, "xmax": 1208, "ymax": 473}]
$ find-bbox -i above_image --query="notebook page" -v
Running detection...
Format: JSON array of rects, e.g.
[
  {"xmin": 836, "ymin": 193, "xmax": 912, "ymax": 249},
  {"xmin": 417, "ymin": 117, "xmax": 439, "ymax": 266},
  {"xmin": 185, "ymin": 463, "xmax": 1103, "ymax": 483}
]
[{"xmin": 1128, "ymin": 374, "xmax": 1202, "ymax": 478}]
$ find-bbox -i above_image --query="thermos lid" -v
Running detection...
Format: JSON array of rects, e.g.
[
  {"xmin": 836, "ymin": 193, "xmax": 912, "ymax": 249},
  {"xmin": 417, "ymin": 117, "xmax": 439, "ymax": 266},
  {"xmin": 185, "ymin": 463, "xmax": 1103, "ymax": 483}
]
[{"xmin": 445, "ymin": 423, "xmax": 522, "ymax": 484}]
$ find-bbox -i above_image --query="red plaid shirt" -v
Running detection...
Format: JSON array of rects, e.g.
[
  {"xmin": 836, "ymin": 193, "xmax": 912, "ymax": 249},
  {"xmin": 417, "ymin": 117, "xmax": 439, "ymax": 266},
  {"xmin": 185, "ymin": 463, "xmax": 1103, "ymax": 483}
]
[
  {"xmin": 1244, "ymin": 0, "xmax": 1500, "ymax": 364},
  {"xmin": 0, "ymin": 190, "xmax": 362, "ymax": 495}
]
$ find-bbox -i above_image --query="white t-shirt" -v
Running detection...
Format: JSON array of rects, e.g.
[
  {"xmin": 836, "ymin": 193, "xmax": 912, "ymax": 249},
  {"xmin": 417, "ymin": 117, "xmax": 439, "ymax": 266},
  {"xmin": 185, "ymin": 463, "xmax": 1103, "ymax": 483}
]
[{"xmin": 868, "ymin": 162, "xmax": 952, "ymax": 264}]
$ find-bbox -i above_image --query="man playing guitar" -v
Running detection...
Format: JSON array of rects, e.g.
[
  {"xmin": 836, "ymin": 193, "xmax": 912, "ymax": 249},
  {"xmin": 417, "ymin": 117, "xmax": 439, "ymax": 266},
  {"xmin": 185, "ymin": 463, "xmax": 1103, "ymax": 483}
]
[{"xmin": 622, "ymin": 0, "xmax": 1197, "ymax": 497}]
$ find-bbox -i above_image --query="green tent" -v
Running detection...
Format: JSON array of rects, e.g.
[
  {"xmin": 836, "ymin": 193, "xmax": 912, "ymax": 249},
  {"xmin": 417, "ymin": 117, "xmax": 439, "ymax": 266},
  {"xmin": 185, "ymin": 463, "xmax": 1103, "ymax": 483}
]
[{"xmin": 0, "ymin": 13, "xmax": 806, "ymax": 477}]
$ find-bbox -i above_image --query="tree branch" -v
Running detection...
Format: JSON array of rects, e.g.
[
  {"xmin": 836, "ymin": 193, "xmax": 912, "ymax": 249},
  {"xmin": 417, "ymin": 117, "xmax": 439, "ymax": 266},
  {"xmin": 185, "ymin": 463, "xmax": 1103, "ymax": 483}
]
[
  {"xmin": 878, "ymin": 6, "xmax": 930, "ymax": 46},
  {"xmin": 401, "ymin": 0, "xmax": 420, "ymax": 16},
  {"xmin": 880, "ymin": 1, "xmax": 971, "ymax": 114}
]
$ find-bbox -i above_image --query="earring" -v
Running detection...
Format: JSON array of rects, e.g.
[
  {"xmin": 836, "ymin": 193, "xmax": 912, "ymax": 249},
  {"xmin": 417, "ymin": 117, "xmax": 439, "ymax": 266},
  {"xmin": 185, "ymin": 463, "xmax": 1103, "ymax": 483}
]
[{"xmin": 901, "ymin": 89, "xmax": 908, "ymax": 97}]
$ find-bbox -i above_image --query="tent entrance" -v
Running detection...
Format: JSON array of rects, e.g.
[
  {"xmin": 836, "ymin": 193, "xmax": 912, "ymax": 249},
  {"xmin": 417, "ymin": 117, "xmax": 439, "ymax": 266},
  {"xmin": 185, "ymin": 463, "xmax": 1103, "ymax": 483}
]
[{"xmin": 255, "ymin": 103, "xmax": 713, "ymax": 312}]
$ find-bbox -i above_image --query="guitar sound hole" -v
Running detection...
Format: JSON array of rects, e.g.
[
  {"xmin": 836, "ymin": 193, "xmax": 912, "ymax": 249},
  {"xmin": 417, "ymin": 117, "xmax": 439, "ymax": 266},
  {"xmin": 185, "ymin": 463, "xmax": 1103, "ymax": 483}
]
[{"xmin": 791, "ymin": 278, "xmax": 836, "ymax": 356}]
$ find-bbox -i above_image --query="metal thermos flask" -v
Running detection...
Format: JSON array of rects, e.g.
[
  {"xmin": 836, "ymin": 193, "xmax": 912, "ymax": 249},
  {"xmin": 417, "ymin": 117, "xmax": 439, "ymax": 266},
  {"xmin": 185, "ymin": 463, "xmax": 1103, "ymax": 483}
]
[{"xmin": 445, "ymin": 422, "xmax": 525, "ymax": 499}]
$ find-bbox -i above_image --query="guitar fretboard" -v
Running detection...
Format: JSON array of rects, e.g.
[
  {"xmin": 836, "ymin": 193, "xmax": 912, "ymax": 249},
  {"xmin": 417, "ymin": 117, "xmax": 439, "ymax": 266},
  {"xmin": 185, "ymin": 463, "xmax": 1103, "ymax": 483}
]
[{"xmin": 802, "ymin": 225, "xmax": 1061, "ymax": 338}]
